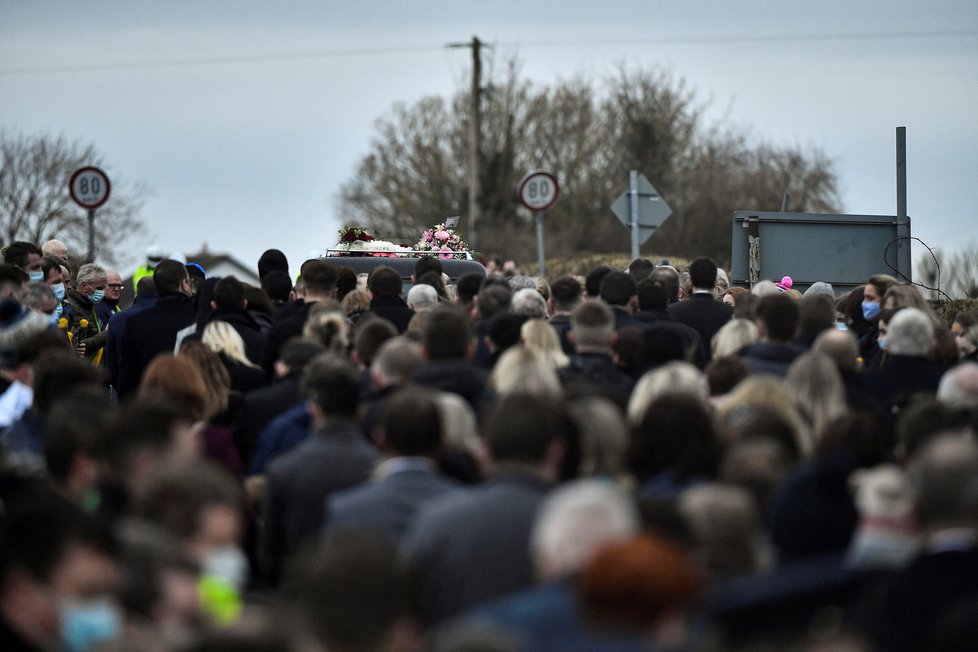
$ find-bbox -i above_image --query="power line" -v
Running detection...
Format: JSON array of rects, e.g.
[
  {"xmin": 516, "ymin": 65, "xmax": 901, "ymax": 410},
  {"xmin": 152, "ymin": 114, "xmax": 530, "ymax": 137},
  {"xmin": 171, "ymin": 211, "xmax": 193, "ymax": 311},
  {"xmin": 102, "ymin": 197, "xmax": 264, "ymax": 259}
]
[
  {"xmin": 1, "ymin": 29, "xmax": 974, "ymax": 77},
  {"xmin": 0, "ymin": 44, "xmax": 444, "ymax": 76}
]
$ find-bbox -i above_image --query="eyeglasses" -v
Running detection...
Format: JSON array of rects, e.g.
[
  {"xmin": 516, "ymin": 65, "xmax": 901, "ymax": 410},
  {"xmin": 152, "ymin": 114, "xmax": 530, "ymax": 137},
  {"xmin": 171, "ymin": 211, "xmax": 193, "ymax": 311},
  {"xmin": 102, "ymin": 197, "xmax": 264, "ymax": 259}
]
[{"xmin": 108, "ymin": 284, "xmax": 125, "ymax": 290}]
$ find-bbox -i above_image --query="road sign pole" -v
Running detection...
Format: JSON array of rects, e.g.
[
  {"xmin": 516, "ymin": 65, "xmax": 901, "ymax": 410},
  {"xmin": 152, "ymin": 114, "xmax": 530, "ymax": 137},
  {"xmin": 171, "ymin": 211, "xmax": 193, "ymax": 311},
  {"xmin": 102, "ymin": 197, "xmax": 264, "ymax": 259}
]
[
  {"xmin": 535, "ymin": 211, "xmax": 546, "ymax": 278},
  {"xmin": 629, "ymin": 170, "xmax": 640, "ymax": 260},
  {"xmin": 87, "ymin": 209, "xmax": 96, "ymax": 262}
]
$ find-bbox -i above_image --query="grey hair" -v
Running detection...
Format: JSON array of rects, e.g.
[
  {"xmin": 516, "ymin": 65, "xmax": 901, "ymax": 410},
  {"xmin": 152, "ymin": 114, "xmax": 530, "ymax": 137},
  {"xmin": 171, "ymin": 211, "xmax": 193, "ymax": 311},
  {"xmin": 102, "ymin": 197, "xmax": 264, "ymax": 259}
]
[
  {"xmin": 530, "ymin": 480, "xmax": 638, "ymax": 581},
  {"xmin": 76, "ymin": 263, "xmax": 106, "ymax": 287},
  {"xmin": 937, "ymin": 362, "xmax": 978, "ymax": 410},
  {"xmin": 23, "ymin": 281, "xmax": 55, "ymax": 311},
  {"xmin": 407, "ymin": 284, "xmax": 438, "ymax": 311},
  {"xmin": 887, "ymin": 307, "xmax": 934, "ymax": 356},
  {"xmin": 510, "ymin": 288, "xmax": 548, "ymax": 319}
]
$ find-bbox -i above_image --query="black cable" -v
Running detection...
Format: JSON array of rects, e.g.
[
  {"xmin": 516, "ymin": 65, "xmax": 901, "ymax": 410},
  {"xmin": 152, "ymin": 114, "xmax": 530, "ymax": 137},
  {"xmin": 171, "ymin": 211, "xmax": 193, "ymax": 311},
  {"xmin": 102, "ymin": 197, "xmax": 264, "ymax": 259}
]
[
  {"xmin": 1, "ymin": 29, "xmax": 975, "ymax": 77},
  {"xmin": 883, "ymin": 236, "xmax": 954, "ymax": 302}
]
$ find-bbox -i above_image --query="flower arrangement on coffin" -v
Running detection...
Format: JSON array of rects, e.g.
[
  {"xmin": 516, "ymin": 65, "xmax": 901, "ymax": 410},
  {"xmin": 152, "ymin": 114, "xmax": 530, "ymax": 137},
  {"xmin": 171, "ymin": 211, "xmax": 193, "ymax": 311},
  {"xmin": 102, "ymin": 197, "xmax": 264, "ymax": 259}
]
[
  {"xmin": 415, "ymin": 223, "xmax": 470, "ymax": 259},
  {"xmin": 332, "ymin": 227, "xmax": 412, "ymax": 257}
]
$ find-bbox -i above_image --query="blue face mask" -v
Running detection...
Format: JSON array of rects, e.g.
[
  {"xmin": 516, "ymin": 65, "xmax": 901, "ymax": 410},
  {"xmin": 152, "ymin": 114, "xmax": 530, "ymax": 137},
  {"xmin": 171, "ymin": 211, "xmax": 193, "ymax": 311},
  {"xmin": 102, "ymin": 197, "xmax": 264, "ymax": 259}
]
[
  {"xmin": 90, "ymin": 289, "xmax": 105, "ymax": 304},
  {"xmin": 861, "ymin": 300, "xmax": 880, "ymax": 321},
  {"xmin": 60, "ymin": 599, "xmax": 120, "ymax": 652},
  {"xmin": 28, "ymin": 270, "xmax": 44, "ymax": 282},
  {"xmin": 877, "ymin": 335, "xmax": 888, "ymax": 351},
  {"xmin": 52, "ymin": 283, "xmax": 66, "ymax": 303}
]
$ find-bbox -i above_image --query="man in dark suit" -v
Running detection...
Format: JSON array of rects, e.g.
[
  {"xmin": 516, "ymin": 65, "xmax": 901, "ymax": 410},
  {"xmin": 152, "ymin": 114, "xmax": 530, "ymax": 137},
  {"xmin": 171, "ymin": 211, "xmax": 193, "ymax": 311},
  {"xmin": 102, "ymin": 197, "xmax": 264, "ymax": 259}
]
[
  {"xmin": 360, "ymin": 265, "xmax": 414, "ymax": 333},
  {"xmin": 667, "ymin": 257, "xmax": 733, "ymax": 359},
  {"xmin": 117, "ymin": 260, "xmax": 196, "ymax": 398},
  {"xmin": 402, "ymin": 394, "xmax": 572, "ymax": 623},
  {"xmin": 325, "ymin": 387, "xmax": 460, "ymax": 544},
  {"xmin": 634, "ymin": 278, "xmax": 706, "ymax": 368},
  {"xmin": 261, "ymin": 260, "xmax": 338, "ymax": 377},
  {"xmin": 261, "ymin": 354, "xmax": 378, "ymax": 585}
]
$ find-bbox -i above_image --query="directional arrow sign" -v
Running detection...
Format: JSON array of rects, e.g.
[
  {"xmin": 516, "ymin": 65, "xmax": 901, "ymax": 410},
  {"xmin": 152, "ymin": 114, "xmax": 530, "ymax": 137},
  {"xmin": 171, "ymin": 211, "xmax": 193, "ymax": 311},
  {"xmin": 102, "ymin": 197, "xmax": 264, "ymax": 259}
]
[{"xmin": 611, "ymin": 174, "xmax": 672, "ymax": 244}]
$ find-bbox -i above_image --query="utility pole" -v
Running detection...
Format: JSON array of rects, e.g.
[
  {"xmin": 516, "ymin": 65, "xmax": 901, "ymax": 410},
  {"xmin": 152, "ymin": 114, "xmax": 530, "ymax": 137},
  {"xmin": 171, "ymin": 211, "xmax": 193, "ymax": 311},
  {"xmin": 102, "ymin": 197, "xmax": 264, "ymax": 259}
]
[{"xmin": 449, "ymin": 36, "xmax": 482, "ymax": 249}]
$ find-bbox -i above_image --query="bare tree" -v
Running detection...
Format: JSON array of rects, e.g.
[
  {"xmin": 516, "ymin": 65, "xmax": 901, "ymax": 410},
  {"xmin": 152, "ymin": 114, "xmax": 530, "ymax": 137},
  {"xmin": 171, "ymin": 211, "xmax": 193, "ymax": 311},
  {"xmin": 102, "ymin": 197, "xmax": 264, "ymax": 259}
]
[
  {"xmin": 918, "ymin": 243, "xmax": 978, "ymax": 299},
  {"xmin": 0, "ymin": 131, "xmax": 147, "ymax": 264},
  {"xmin": 336, "ymin": 59, "xmax": 841, "ymax": 265}
]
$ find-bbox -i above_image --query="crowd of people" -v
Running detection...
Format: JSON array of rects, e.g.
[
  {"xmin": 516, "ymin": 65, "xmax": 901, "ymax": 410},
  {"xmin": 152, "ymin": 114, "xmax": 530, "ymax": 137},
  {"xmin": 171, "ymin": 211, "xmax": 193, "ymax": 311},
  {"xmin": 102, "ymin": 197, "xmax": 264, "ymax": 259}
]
[{"xmin": 1, "ymin": 237, "xmax": 977, "ymax": 652}]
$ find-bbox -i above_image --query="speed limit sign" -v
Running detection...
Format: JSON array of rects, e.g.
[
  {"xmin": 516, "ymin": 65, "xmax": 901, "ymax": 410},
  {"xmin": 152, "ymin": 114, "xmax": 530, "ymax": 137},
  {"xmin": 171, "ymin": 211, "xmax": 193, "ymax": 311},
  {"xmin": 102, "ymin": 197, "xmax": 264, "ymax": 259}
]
[
  {"xmin": 518, "ymin": 170, "xmax": 559, "ymax": 212},
  {"xmin": 69, "ymin": 167, "xmax": 111, "ymax": 210}
]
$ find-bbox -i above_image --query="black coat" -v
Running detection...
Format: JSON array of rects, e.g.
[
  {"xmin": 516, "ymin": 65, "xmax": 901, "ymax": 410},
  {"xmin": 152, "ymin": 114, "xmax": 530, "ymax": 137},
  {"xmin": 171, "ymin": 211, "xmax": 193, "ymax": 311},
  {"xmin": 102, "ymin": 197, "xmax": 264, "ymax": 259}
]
[
  {"xmin": 667, "ymin": 292, "xmax": 733, "ymax": 359},
  {"xmin": 117, "ymin": 293, "xmax": 197, "ymax": 398}
]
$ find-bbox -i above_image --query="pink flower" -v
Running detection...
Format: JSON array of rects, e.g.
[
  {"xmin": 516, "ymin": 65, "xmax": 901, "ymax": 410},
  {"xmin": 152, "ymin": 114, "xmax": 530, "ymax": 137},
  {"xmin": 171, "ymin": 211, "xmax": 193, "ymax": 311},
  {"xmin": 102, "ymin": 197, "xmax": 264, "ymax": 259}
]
[
  {"xmin": 434, "ymin": 230, "xmax": 450, "ymax": 240},
  {"xmin": 423, "ymin": 230, "xmax": 433, "ymax": 242}
]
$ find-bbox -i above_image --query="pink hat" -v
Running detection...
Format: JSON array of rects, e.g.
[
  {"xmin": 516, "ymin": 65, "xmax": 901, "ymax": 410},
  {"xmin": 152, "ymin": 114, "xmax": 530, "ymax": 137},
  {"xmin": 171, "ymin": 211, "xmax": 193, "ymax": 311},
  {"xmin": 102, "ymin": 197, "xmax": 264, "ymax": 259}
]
[{"xmin": 775, "ymin": 276, "xmax": 793, "ymax": 292}]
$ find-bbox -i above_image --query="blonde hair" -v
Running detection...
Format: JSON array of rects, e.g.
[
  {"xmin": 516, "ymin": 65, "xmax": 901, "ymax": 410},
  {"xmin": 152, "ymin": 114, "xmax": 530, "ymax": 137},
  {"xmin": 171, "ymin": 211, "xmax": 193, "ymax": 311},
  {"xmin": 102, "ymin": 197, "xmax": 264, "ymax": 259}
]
[
  {"xmin": 303, "ymin": 305, "xmax": 350, "ymax": 354},
  {"xmin": 717, "ymin": 375, "xmax": 811, "ymax": 456},
  {"xmin": 201, "ymin": 321, "xmax": 259, "ymax": 369},
  {"xmin": 521, "ymin": 319, "xmax": 569, "ymax": 369},
  {"xmin": 786, "ymin": 352, "xmax": 848, "ymax": 448},
  {"xmin": 342, "ymin": 288, "xmax": 371, "ymax": 316},
  {"xmin": 712, "ymin": 319, "xmax": 759, "ymax": 358},
  {"xmin": 627, "ymin": 361, "xmax": 705, "ymax": 427},
  {"xmin": 490, "ymin": 346, "xmax": 562, "ymax": 399}
]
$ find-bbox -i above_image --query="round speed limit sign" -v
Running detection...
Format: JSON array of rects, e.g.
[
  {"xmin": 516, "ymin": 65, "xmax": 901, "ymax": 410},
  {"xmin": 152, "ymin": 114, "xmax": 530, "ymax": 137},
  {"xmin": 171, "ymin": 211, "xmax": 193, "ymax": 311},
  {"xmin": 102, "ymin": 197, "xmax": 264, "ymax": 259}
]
[
  {"xmin": 69, "ymin": 167, "xmax": 111, "ymax": 210},
  {"xmin": 518, "ymin": 170, "xmax": 559, "ymax": 212}
]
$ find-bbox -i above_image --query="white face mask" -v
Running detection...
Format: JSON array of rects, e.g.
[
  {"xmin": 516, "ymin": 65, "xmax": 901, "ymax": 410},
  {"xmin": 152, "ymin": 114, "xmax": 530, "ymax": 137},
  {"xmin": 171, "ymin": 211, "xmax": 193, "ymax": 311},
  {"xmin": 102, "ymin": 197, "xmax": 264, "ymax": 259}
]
[{"xmin": 202, "ymin": 546, "xmax": 249, "ymax": 591}]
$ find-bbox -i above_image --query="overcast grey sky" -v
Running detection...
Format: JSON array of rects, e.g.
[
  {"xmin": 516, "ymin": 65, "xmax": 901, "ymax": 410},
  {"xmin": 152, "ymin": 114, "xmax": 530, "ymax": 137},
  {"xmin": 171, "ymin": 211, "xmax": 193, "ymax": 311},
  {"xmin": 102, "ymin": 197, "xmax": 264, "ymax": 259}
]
[{"xmin": 2, "ymin": 1, "xmax": 976, "ymax": 277}]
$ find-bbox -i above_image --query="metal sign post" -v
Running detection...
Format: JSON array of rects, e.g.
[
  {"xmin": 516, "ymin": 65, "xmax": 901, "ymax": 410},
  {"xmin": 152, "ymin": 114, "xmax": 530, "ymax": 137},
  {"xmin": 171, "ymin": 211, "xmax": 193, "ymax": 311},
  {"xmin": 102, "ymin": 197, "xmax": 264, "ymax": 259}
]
[
  {"xmin": 629, "ymin": 170, "xmax": 640, "ymax": 260},
  {"xmin": 534, "ymin": 212, "xmax": 546, "ymax": 278},
  {"xmin": 69, "ymin": 166, "xmax": 111, "ymax": 261},
  {"xmin": 518, "ymin": 170, "xmax": 560, "ymax": 278},
  {"xmin": 611, "ymin": 171, "xmax": 672, "ymax": 259}
]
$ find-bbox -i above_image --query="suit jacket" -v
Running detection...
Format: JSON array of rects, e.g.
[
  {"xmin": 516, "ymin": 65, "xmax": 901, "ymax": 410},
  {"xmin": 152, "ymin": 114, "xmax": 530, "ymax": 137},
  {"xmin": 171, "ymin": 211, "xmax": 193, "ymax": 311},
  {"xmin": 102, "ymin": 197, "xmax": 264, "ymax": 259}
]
[
  {"xmin": 667, "ymin": 292, "xmax": 733, "ymax": 358},
  {"xmin": 402, "ymin": 471, "xmax": 551, "ymax": 623},
  {"xmin": 325, "ymin": 459, "xmax": 461, "ymax": 544},
  {"xmin": 262, "ymin": 420, "xmax": 378, "ymax": 584},
  {"xmin": 117, "ymin": 293, "xmax": 196, "ymax": 398}
]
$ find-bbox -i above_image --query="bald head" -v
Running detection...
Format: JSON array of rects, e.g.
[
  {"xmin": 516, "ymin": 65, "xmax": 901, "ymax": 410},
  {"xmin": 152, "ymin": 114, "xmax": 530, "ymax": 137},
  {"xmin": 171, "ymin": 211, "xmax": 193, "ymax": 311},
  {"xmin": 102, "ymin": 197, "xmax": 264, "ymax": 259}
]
[{"xmin": 813, "ymin": 328, "xmax": 860, "ymax": 374}]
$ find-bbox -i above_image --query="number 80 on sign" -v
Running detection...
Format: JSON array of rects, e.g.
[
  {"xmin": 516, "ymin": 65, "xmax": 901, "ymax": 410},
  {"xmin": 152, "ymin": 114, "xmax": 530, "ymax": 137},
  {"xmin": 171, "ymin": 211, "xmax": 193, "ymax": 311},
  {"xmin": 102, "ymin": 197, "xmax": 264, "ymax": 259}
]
[
  {"xmin": 69, "ymin": 166, "xmax": 111, "ymax": 210},
  {"xmin": 518, "ymin": 170, "xmax": 559, "ymax": 212}
]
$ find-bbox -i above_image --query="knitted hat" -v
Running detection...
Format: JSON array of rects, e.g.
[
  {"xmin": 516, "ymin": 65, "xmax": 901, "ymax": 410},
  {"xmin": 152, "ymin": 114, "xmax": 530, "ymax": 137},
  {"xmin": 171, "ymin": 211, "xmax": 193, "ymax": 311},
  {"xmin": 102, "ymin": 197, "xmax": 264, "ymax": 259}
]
[
  {"xmin": 804, "ymin": 281, "xmax": 835, "ymax": 298},
  {"xmin": 775, "ymin": 276, "xmax": 793, "ymax": 292}
]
